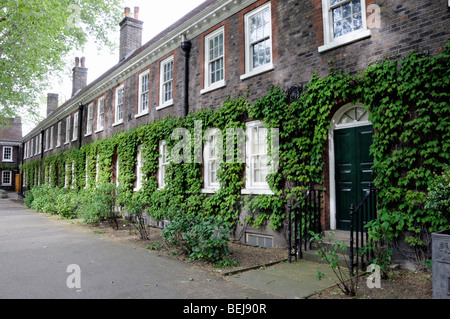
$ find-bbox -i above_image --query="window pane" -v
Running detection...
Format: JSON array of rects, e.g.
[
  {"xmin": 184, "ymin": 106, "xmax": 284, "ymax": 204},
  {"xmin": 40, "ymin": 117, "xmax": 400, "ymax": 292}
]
[{"xmin": 332, "ymin": 0, "xmax": 363, "ymax": 38}]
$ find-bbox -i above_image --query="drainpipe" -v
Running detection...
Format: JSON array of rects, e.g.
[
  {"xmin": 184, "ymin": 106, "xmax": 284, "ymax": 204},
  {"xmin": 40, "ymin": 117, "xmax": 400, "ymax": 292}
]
[
  {"xmin": 78, "ymin": 103, "xmax": 84, "ymax": 149},
  {"xmin": 181, "ymin": 35, "xmax": 191, "ymax": 117}
]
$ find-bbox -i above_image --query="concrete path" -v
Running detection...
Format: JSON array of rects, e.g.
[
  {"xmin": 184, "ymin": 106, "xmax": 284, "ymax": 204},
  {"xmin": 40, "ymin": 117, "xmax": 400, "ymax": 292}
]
[{"xmin": 0, "ymin": 194, "xmax": 339, "ymax": 300}]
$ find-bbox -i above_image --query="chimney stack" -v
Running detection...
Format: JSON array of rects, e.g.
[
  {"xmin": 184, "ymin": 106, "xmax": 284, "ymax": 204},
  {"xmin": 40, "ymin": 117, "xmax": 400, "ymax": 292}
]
[
  {"xmin": 47, "ymin": 93, "xmax": 59, "ymax": 117},
  {"xmin": 72, "ymin": 56, "xmax": 88, "ymax": 97},
  {"xmin": 119, "ymin": 6, "xmax": 143, "ymax": 62}
]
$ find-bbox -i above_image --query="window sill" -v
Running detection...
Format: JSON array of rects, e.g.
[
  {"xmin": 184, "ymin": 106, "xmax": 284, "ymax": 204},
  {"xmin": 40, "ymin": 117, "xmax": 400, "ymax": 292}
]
[
  {"xmin": 84, "ymin": 133, "xmax": 92, "ymax": 137},
  {"xmin": 156, "ymin": 100, "xmax": 173, "ymax": 111},
  {"xmin": 112, "ymin": 120, "xmax": 123, "ymax": 127},
  {"xmin": 201, "ymin": 187, "xmax": 220, "ymax": 194},
  {"xmin": 240, "ymin": 63, "xmax": 274, "ymax": 81},
  {"xmin": 241, "ymin": 188, "xmax": 273, "ymax": 195},
  {"xmin": 135, "ymin": 110, "xmax": 149, "ymax": 119},
  {"xmin": 2, "ymin": 160, "xmax": 13, "ymax": 163},
  {"xmin": 95, "ymin": 128, "xmax": 104, "ymax": 134},
  {"xmin": 200, "ymin": 80, "xmax": 226, "ymax": 95},
  {"xmin": 318, "ymin": 29, "xmax": 371, "ymax": 53}
]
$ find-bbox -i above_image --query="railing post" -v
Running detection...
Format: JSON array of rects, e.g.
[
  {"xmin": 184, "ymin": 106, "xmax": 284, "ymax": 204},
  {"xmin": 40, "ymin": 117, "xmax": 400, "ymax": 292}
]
[{"xmin": 349, "ymin": 203, "xmax": 355, "ymax": 277}]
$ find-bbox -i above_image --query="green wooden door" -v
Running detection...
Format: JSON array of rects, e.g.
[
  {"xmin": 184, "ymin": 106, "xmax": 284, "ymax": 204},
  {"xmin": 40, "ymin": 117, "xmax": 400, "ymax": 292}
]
[{"xmin": 334, "ymin": 125, "xmax": 374, "ymax": 230}]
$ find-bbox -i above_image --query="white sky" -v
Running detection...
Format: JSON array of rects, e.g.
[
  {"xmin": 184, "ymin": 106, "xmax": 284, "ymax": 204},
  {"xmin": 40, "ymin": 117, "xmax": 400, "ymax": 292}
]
[{"xmin": 23, "ymin": 0, "xmax": 206, "ymax": 136}]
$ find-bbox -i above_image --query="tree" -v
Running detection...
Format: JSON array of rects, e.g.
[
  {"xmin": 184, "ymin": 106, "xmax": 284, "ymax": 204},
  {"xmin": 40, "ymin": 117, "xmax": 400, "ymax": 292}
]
[{"xmin": 0, "ymin": 0, "xmax": 122, "ymax": 123}]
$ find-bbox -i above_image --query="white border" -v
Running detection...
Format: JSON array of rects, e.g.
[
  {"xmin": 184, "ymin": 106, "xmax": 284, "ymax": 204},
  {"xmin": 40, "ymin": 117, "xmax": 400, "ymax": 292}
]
[{"xmin": 328, "ymin": 102, "xmax": 371, "ymax": 230}]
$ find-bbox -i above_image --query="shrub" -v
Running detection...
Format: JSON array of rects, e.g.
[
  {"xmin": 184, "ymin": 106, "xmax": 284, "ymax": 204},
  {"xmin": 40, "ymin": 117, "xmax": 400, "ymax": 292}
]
[
  {"xmin": 77, "ymin": 183, "xmax": 119, "ymax": 229},
  {"xmin": 162, "ymin": 212, "xmax": 232, "ymax": 263},
  {"xmin": 426, "ymin": 166, "xmax": 450, "ymax": 225}
]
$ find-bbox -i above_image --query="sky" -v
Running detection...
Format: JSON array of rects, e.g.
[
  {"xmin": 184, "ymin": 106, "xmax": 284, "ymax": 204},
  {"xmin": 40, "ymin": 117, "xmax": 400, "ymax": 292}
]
[{"xmin": 23, "ymin": 0, "xmax": 206, "ymax": 136}]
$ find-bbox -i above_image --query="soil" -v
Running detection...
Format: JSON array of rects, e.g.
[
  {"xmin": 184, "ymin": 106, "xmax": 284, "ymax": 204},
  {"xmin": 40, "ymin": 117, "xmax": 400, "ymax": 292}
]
[{"xmin": 71, "ymin": 217, "xmax": 433, "ymax": 299}]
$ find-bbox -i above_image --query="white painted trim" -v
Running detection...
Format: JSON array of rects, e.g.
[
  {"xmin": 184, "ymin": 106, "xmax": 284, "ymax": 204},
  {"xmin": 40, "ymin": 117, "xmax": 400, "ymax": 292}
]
[
  {"xmin": 137, "ymin": 69, "xmax": 150, "ymax": 115},
  {"xmin": 328, "ymin": 102, "xmax": 371, "ymax": 230},
  {"xmin": 242, "ymin": 2, "xmax": 273, "ymax": 79},
  {"xmin": 158, "ymin": 56, "xmax": 174, "ymax": 109},
  {"xmin": 203, "ymin": 26, "xmax": 225, "ymax": 92},
  {"xmin": 319, "ymin": 0, "xmax": 370, "ymax": 53}
]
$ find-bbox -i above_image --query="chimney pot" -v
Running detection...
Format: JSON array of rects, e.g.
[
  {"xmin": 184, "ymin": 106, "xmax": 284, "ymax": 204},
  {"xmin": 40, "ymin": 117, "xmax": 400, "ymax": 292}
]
[
  {"xmin": 81, "ymin": 57, "xmax": 86, "ymax": 68},
  {"xmin": 75, "ymin": 57, "xmax": 79, "ymax": 67},
  {"xmin": 134, "ymin": 7, "xmax": 139, "ymax": 19},
  {"xmin": 125, "ymin": 7, "xmax": 130, "ymax": 17}
]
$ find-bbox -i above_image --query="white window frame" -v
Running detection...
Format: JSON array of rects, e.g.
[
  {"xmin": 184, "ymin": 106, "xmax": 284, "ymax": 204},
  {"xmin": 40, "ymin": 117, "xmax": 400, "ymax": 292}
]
[
  {"xmin": 86, "ymin": 103, "xmax": 93, "ymax": 136},
  {"xmin": 38, "ymin": 135, "xmax": 42, "ymax": 154},
  {"xmin": 72, "ymin": 112, "xmax": 78, "ymax": 141},
  {"xmin": 2, "ymin": 171, "xmax": 12, "ymax": 186},
  {"xmin": 241, "ymin": 3, "xmax": 274, "ymax": 81},
  {"xmin": 201, "ymin": 27, "xmax": 226, "ymax": 94},
  {"xmin": 202, "ymin": 128, "xmax": 221, "ymax": 193},
  {"xmin": 57, "ymin": 122, "xmax": 62, "ymax": 147},
  {"xmin": 319, "ymin": 0, "xmax": 371, "ymax": 53},
  {"xmin": 136, "ymin": 70, "xmax": 150, "ymax": 117},
  {"xmin": 115, "ymin": 156, "xmax": 120, "ymax": 187},
  {"xmin": 96, "ymin": 96, "xmax": 105, "ymax": 132},
  {"xmin": 65, "ymin": 116, "xmax": 71, "ymax": 144},
  {"xmin": 114, "ymin": 85, "xmax": 124, "ymax": 126},
  {"xmin": 2, "ymin": 146, "xmax": 13, "ymax": 162},
  {"xmin": 49, "ymin": 126, "xmax": 54, "ymax": 150},
  {"xmin": 157, "ymin": 56, "xmax": 174, "ymax": 110},
  {"xmin": 24, "ymin": 143, "xmax": 28, "ymax": 159},
  {"xmin": 35, "ymin": 136, "xmax": 39, "ymax": 155},
  {"xmin": 242, "ymin": 120, "xmax": 272, "ymax": 195},
  {"xmin": 134, "ymin": 145, "xmax": 143, "ymax": 192},
  {"xmin": 158, "ymin": 140, "xmax": 169, "ymax": 189},
  {"xmin": 44, "ymin": 129, "xmax": 49, "ymax": 152},
  {"xmin": 30, "ymin": 139, "xmax": 33, "ymax": 157}
]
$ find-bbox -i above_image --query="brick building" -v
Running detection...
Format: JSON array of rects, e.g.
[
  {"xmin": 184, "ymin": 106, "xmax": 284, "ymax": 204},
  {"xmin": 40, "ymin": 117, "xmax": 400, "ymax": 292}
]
[
  {"xmin": 21, "ymin": 0, "xmax": 450, "ymax": 248},
  {"xmin": 0, "ymin": 118, "xmax": 22, "ymax": 192}
]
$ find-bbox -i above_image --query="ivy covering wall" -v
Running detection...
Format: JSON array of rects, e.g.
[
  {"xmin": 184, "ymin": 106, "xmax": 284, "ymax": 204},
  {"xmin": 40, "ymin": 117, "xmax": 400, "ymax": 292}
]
[{"xmin": 22, "ymin": 42, "xmax": 450, "ymax": 255}]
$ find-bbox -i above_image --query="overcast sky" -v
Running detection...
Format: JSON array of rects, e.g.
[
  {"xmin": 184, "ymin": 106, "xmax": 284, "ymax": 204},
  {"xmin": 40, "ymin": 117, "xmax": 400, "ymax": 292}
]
[{"xmin": 23, "ymin": 0, "xmax": 206, "ymax": 135}]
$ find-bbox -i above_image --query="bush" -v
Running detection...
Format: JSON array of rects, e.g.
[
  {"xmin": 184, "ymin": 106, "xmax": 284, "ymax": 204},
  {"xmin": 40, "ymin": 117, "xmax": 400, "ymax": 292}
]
[
  {"xmin": 77, "ymin": 183, "xmax": 119, "ymax": 229},
  {"xmin": 162, "ymin": 212, "xmax": 232, "ymax": 263},
  {"xmin": 426, "ymin": 166, "xmax": 450, "ymax": 225}
]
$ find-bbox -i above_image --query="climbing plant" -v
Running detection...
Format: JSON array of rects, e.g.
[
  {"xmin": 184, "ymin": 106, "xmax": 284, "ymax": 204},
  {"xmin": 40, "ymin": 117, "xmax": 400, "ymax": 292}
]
[{"xmin": 22, "ymin": 42, "xmax": 450, "ymax": 264}]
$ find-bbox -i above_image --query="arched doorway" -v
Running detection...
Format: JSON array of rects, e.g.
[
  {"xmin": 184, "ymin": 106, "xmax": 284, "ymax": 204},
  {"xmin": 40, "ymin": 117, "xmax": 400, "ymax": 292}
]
[{"xmin": 328, "ymin": 103, "xmax": 374, "ymax": 230}]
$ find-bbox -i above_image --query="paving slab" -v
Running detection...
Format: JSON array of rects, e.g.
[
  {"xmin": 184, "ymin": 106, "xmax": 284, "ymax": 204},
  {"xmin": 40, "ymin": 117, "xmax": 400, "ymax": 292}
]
[{"xmin": 227, "ymin": 260, "xmax": 340, "ymax": 299}]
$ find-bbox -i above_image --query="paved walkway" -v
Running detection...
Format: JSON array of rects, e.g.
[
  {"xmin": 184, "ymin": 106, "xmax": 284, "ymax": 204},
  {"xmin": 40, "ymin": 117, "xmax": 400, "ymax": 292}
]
[{"xmin": 0, "ymin": 193, "xmax": 339, "ymax": 299}]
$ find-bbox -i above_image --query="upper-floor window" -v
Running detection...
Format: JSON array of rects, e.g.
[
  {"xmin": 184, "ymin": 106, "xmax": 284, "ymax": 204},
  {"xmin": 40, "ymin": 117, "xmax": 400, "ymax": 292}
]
[
  {"xmin": 114, "ymin": 84, "xmax": 124, "ymax": 125},
  {"xmin": 2, "ymin": 146, "xmax": 12, "ymax": 162},
  {"xmin": 202, "ymin": 27, "xmax": 225, "ymax": 94},
  {"xmin": 65, "ymin": 116, "xmax": 71, "ymax": 144},
  {"xmin": 97, "ymin": 96, "xmax": 104, "ymax": 132},
  {"xmin": 49, "ymin": 126, "xmax": 54, "ymax": 150},
  {"xmin": 241, "ymin": 3, "xmax": 273, "ymax": 80},
  {"xmin": 38, "ymin": 135, "xmax": 42, "ymax": 154},
  {"xmin": 157, "ymin": 56, "xmax": 174, "ymax": 110},
  {"xmin": 57, "ymin": 122, "xmax": 62, "ymax": 147},
  {"xmin": 319, "ymin": 0, "xmax": 371, "ymax": 52},
  {"xmin": 44, "ymin": 129, "xmax": 49, "ymax": 151},
  {"xmin": 72, "ymin": 112, "xmax": 78, "ymax": 141},
  {"xmin": 86, "ymin": 103, "xmax": 93, "ymax": 136},
  {"xmin": 137, "ymin": 70, "xmax": 150, "ymax": 116}
]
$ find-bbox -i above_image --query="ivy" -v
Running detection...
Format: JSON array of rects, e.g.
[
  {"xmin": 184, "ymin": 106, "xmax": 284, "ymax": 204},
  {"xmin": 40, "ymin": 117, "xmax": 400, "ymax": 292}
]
[{"xmin": 22, "ymin": 41, "xmax": 450, "ymax": 254}]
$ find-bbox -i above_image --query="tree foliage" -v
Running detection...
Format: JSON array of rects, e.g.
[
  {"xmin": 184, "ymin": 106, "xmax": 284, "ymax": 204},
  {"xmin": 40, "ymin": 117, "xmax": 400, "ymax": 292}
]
[{"xmin": 0, "ymin": 0, "xmax": 122, "ymax": 121}]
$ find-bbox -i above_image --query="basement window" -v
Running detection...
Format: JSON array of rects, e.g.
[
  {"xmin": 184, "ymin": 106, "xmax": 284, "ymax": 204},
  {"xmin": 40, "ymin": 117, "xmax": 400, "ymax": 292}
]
[{"xmin": 246, "ymin": 233, "xmax": 273, "ymax": 248}]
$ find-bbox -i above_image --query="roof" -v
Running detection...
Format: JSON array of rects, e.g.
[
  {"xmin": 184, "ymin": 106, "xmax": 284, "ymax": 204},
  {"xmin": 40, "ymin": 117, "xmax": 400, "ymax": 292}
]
[{"xmin": 0, "ymin": 118, "xmax": 23, "ymax": 142}]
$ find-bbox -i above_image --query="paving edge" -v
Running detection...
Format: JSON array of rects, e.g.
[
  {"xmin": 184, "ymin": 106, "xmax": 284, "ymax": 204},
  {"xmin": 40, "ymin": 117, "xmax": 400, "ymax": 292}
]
[{"xmin": 222, "ymin": 259, "xmax": 289, "ymax": 277}]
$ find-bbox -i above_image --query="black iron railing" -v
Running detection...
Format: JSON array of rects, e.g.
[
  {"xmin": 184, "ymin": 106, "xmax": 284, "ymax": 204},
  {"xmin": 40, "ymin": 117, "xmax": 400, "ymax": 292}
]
[
  {"xmin": 288, "ymin": 184, "xmax": 323, "ymax": 263},
  {"xmin": 349, "ymin": 183, "xmax": 377, "ymax": 275}
]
